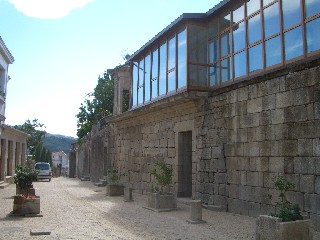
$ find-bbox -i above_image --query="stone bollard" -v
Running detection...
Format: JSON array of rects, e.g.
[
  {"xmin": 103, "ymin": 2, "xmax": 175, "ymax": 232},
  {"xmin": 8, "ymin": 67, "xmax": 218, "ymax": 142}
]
[
  {"xmin": 187, "ymin": 200, "xmax": 206, "ymax": 224},
  {"xmin": 123, "ymin": 187, "xmax": 133, "ymax": 202}
]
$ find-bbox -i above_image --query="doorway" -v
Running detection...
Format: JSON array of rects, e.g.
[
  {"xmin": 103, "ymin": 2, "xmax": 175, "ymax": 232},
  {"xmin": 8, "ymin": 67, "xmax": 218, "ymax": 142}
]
[{"xmin": 178, "ymin": 131, "xmax": 192, "ymax": 197}]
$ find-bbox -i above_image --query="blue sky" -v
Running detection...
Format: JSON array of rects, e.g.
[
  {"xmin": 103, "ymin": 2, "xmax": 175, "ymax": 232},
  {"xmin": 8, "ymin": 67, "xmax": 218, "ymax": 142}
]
[{"xmin": 0, "ymin": 0, "xmax": 218, "ymax": 137}]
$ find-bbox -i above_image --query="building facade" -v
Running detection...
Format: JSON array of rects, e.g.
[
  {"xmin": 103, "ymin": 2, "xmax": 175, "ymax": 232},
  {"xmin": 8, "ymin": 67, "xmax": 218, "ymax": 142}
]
[
  {"xmin": 0, "ymin": 36, "xmax": 28, "ymax": 182},
  {"xmin": 77, "ymin": 0, "xmax": 320, "ymax": 230}
]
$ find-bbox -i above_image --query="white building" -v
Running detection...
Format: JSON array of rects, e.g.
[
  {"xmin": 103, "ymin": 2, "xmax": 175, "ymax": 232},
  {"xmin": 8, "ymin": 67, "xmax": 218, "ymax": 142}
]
[{"xmin": 0, "ymin": 36, "xmax": 29, "ymax": 183}]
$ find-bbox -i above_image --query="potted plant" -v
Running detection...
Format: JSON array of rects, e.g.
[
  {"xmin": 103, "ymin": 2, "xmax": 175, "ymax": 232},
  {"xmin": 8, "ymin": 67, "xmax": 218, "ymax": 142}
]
[
  {"xmin": 146, "ymin": 160, "xmax": 177, "ymax": 212},
  {"xmin": 12, "ymin": 165, "xmax": 40, "ymax": 215},
  {"xmin": 105, "ymin": 168, "xmax": 124, "ymax": 196},
  {"xmin": 256, "ymin": 176, "xmax": 312, "ymax": 240}
]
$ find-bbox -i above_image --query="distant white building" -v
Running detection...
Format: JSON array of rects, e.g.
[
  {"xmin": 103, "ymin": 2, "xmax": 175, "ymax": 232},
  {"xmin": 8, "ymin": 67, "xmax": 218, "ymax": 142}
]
[{"xmin": 52, "ymin": 151, "xmax": 69, "ymax": 176}]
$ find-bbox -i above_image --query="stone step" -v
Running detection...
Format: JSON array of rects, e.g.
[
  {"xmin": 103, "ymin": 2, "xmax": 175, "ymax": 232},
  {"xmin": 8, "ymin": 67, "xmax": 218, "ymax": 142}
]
[
  {"xmin": 93, "ymin": 179, "xmax": 107, "ymax": 187},
  {"xmin": 5, "ymin": 176, "xmax": 14, "ymax": 184},
  {"xmin": 0, "ymin": 182, "xmax": 10, "ymax": 189},
  {"xmin": 80, "ymin": 176, "xmax": 90, "ymax": 181},
  {"xmin": 202, "ymin": 204, "xmax": 226, "ymax": 212}
]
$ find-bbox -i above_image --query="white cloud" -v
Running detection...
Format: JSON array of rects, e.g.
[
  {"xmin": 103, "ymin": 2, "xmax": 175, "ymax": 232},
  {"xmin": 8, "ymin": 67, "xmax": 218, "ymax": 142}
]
[{"xmin": 8, "ymin": 0, "xmax": 94, "ymax": 19}]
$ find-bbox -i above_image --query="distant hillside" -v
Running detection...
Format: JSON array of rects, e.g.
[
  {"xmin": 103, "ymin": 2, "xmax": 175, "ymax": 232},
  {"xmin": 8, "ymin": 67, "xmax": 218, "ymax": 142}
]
[{"xmin": 43, "ymin": 134, "xmax": 77, "ymax": 153}]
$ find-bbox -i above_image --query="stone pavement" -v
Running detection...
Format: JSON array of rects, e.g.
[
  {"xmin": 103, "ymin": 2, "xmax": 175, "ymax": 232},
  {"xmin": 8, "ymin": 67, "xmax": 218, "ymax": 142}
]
[{"xmin": 0, "ymin": 177, "xmax": 317, "ymax": 240}]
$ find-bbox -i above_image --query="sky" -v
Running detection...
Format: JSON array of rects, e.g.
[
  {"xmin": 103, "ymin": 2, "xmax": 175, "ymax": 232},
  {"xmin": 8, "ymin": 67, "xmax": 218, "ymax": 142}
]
[{"xmin": 0, "ymin": 0, "xmax": 219, "ymax": 137}]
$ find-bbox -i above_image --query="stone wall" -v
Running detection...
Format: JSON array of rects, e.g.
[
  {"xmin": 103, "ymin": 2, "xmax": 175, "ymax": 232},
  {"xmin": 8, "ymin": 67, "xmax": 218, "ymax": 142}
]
[
  {"xmin": 197, "ymin": 60, "xmax": 320, "ymax": 230},
  {"xmin": 77, "ymin": 59, "xmax": 320, "ymax": 230}
]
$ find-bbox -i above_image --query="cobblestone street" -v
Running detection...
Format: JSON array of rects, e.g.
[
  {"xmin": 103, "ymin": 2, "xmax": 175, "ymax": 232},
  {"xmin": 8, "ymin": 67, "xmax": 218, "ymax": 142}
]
[{"xmin": 0, "ymin": 177, "xmax": 315, "ymax": 240}]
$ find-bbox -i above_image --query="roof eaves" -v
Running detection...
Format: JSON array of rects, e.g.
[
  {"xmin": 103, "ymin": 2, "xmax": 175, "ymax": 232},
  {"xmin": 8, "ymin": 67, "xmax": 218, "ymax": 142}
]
[
  {"xmin": 128, "ymin": 13, "xmax": 207, "ymax": 61},
  {"xmin": 206, "ymin": 0, "xmax": 233, "ymax": 17},
  {"xmin": 0, "ymin": 36, "xmax": 14, "ymax": 64}
]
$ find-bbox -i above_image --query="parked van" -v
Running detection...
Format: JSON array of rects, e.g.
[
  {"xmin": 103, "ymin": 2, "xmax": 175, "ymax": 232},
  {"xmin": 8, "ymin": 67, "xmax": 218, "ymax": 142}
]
[{"xmin": 35, "ymin": 162, "xmax": 52, "ymax": 181}]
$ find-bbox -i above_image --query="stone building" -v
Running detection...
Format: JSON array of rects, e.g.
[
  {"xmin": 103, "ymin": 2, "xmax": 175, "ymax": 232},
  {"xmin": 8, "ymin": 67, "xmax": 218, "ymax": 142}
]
[
  {"xmin": 0, "ymin": 36, "xmax": 28, "ymax": 183},
  {"xmin": 77, "ymin": 0, "xmax": 320, "ymax": 230}
]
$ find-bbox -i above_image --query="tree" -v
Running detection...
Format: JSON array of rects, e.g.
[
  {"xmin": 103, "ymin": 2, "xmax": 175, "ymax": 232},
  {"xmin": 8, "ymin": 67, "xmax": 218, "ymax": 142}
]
[
  {"xmin": 13, "ymin": 119, "xmax": 46, "ymax": 159},
  {"xmin": 76, "ymin": 71, "xmax": 114, "ymax": 139}
]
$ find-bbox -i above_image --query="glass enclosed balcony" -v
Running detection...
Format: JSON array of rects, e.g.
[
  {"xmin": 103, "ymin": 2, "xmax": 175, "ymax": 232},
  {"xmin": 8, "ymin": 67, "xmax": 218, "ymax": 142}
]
[{"xmin": 130, "ymin": 0, "xmax": 320, "ymax": 109}]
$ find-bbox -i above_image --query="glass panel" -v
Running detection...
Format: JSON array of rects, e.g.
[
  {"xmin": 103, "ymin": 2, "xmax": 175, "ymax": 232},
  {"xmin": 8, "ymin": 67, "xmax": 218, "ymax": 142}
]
[
  {"xmin": 168, "ymin": 36, "xmax": 176, "ymax": 69},
  {"xmin": 247, "ymin": 0, "xmax": 260, "ymax": 16},
  {"xmin": 138, "ymin": 59, "xmax": 144, "ymax": 104},
  {"xmin": 264, "ymin": 2, "xmax": 280, "ymax": 38},
  {"xmin": 221, "ymin": 58, "xmax": 232, "ymax": 82},
  {"xmin": 168, "ymin": 36, "xmax": 176, "ymax": 92},
  {"xmin": 282, "ymin": 0, "xmax": 301, "ymax": 29},
  {"xmin": 151, "ymin": 48, "xmax": 158, "ymax": 98},
  {"xmin": 219, "ymin": 13, "xmax": 231, "ymax": 31},
  {"xmin": 132, "ymin": 62, "xmax": 138, "ymax": 106},
  {"xmin": 284, "ymin": 26, "xmax": 303, "ymax": 60},
  {"xmin": 265, "ymin": 36, "xmax": 282, "ymax": 67},
  {"xmin": 249, "ymin": 44, "xmax": 263, "ymax": 72},
  {"xmin": 144, "ymin": 54, "xmax": 151, "ymax": 102},
  {"xmin": 305, "ymin": 0, "xmax": 320, "ymax": 18},
  {"xmin": 233, "ymin": 21, "xmax": 246, "ymax": 52},
  {"xmin": 209, "ymin": 63, "xmax": 219, "ymax": 86},
  {"xmin": 248, "ymin": 13, "xmax": 261, "ymax": 44},
  {"xmin": 209, "ymin": 38, "xmax": 218, "ymax": 63},
  {"xmin": 233, "ymin": 4, "xmax": 245, "ymax": 23},
  {"xmin": 221, "ymin": 31, "xmax": 231, "ymax": 57},
  {"xmin": 263, "ymin": 0, "xmax": 274, "ymax": 6},
  {"xmin": 306, "ymin": 18, "xmax": 320, "ymax": 53},
  {"xmin": 168, "ymin": 71, "xmax": 176, "ymax": 91},
  {"xmin": 177, "ymin": 29, "xmax": 187, "ymax": 89},
  {"xmin": 159, "ymin": 42, "xmax": 167, "ymax": 95},
  {"xmin": 234, "ymin": 51, "xmax": 247, "ymax": 78}
]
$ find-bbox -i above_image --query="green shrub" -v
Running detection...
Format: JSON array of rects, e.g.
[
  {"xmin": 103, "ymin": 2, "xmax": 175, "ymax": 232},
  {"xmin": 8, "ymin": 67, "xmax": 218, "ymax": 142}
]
[
  {"xmin": 13, "ymin": 165, "xmax": 38, "ymax": 195},
  {"xmin": 151, "ymin": 160, "xmax": 173, "ymax": 193},
  {"xmin": 271, "ymin": 176, "xmax": 303, "ymax": 222},
  {"xmin": 107, "ymin": 168, "xmax": 120, "ymax": 184}
]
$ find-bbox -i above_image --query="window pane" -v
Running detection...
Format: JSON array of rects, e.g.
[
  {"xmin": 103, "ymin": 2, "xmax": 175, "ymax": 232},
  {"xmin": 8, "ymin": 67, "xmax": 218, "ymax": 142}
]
[
  {"xmin": 306, "ymin": 18, "xmax": 320, "ymax": 53},
  {"xmin": 177, "ymin": 29, "xmax": 187, "ymax": 89},
  {"xmin": 159, "ymin": 43, "xmax": 167, "ymax": 95},
  {"xmin": 265, "ymin": 36, "xmax": 282, "ymax": 67},
  {"xmin": 221, "ymin": 58, "xmax": 232, "ymax": 82},
  {"xmin": 132, "ymin": 62, "xmax": 138, "ymax": 106},
  {"xmin": 233, "ymin": 4, "xmax": 244, "ymax": 23},
  {"xmin": 284, "ymin": 27, "xmax": 303, "ymax": 61},
  {"xmin": 151, "ymin": 49, "xmax": 158, "ymax": 98},
  {"xmin": 219, "ymin": 13, "xmax": 231, "ymax": 31},
  {"xmin": 305, "ymin": 0, "xmax": 320, "ymax": 18},
  {"xmin": 247, "ymin": 0, "xmax": 260, "ymax": 16},
  {"xmin": 138, "ymin": 59, "xmax": 144, "ymax": 104},
  {"xmin": 168, "ymin": 36, "xmax": 176, "ymax": 92},
  {"xmin": 168, "ymin": 36, "xmax": 176, "ymax": 69},
  {"xmin": 282, "ymin": 0, "xmax": 301, "ymax": 29},
  {"xmin": 209, "ymin": 38, "xmax": 218, "ymax": 63},
  {"xmin": 234, "ymin": 51, "xmax": 246, "ymax": 78},
  {"xmin": 249, "ymin": 44, "xmax": 263, "ymax": 72},
  {"xmin": 264, "ymin": 2, "xmax": 280, "ymax": 38},
  {"xmin": 221, "ymin": 31, "xmax": 231, "ymax": 57},
  {"xmin": 233, "ymin": 21, "xmax": 246, "ymax": 52},
  {"xmin": 263, "ymin": 0, "xmax": 274, "ymax": 6},
  {"xmin": 209, "ymin": 63, "xmax": 219, "ymax": 86},
  {"xmin": 248, "ymin": 13, "xmax": 261, "ymax": 44},
  {"xmin": 144, "ymin": 54, "xmax": 151, "ymax": 102}
]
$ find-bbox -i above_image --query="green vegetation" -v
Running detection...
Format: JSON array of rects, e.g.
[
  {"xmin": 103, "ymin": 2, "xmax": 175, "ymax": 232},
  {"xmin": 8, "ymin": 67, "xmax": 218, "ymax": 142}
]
[
  {"xmin": 76, "ymin": 71, "xmax": 114, "ymax": 139},
  {"xmin": 13, "ymin": 119, "xmax": 51, "ymax": 163},
  {"xmin": 151, "ymin": 160, "xmax": 173, "ymax": 194},
  {"xmin": 43, "ymin": 134, "xmax": 76, "ymax": 153},
  {"xmin": 13, "ymin": 165, "xmax": 38, "ymax": 195},
  {"xmin": 107, "ymin": 168, "xmax": 120, "ymax": 184},
  {"xmin": 270, "ymin": 176, "xmax": 303, "ymax": 222}
]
